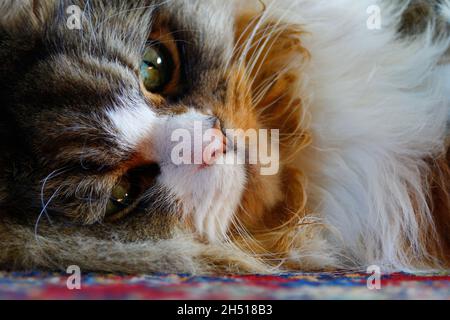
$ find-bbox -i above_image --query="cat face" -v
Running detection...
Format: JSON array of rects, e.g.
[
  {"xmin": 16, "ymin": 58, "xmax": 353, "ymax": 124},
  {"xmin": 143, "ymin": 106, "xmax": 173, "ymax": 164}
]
[{"xmin": 0, "ymin": 0, "xmax": 308, "ymax": 252}]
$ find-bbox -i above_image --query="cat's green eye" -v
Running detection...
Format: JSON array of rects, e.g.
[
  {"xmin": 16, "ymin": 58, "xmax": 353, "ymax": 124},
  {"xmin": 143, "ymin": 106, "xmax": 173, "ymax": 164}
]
[
  {"xmin": 140, "ymin": 43, "xmax": 174, "ymax": 93},
  {"xmin": 105, "ymin": 180, "xmax": 133, "ymax": 217}
]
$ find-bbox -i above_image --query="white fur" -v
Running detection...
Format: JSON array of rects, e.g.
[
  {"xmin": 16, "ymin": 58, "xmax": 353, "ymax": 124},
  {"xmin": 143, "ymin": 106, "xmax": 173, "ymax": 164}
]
[
  {"xmin": 106, "ymin": 93, "xmax": 159, "ymax": 149},
  {"xmin": 156, "ymin": 110, "xmax": 247, "ymax": 242},
  {"xmin": 264, "ymin": 0, "xmax": 450, "ymax": 270},
  {"xmin": 441, "ymin": 0, "xmax": 450, "ymax": 22},
  {"xmin": 108, "ymin": 100, "xmax": 246, "ymax": 242}
]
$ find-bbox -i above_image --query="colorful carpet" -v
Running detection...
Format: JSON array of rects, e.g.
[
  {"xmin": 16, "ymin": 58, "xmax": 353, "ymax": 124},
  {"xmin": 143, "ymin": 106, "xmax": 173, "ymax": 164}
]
[{"xmin": 0, "ymin": 271, "xmax": 449, "ymax": 300}]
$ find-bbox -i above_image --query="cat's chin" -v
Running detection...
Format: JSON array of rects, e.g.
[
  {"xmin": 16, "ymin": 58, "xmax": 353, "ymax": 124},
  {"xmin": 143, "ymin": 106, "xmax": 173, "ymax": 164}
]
[{"xmin": 159, "ymin": 157, "xmax": 247, "ymax": 242}]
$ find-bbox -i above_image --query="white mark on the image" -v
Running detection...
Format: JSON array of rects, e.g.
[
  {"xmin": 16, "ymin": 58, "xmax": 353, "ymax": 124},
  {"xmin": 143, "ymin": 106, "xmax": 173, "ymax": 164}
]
[
  {"xmin": 170, "ymin": 123, "xmax": 280, "ymax": 176},
  {"xmin": 367, "ymin": 5, "xmax": 382, "ymax": 30},
  {"xmin": 367, "ymin": 265, "xmax": 382, "ymax": 290},
  {"xmin": 66, "ymin": 5, "xmax": 82, "ymax": 30},
  {"xmin": 66, "ymin": 265, "xmax": 82, "ymax": 290}
]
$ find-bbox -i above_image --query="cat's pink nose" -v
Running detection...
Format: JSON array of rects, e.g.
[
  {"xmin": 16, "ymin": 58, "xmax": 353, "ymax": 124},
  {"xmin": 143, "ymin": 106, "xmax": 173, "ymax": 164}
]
[{"xmin": 201, "ymin": 120, "xmax": 227, "ymax": 167}]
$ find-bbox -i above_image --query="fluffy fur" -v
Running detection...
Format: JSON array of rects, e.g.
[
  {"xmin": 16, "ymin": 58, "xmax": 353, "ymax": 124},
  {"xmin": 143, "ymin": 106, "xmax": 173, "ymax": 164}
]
[
  {"xmin": 0, "ymin": 0, "xmax": 448, "ymax": 274},
  {"xmin": 291, "ymin": 0, "xmax": 450, "ymax": 271}
]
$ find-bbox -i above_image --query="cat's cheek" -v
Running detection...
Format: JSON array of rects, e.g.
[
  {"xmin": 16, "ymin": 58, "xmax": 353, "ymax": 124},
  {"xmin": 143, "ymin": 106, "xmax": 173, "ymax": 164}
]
[
  {"xmin": 106, "ymin": 96, "xmax": 160, "ymax": 150},
  {"xmin": 157, "ymin": 162, "xmax": 247, "ymax": 242}
]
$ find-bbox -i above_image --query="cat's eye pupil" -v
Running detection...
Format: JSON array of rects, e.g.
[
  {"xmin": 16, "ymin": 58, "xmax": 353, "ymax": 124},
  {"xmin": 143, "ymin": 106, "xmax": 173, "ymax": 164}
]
[
  {"xmin": 105, "ymin": 180, "xmax": 132, "ymax": 217},
  {"xmin": 111, "ymin": 183, "xmax": 129, "ymax": 203},
  {"xmin": 140, "ymin": 43, "xmax": 174, "ymax": 93}
]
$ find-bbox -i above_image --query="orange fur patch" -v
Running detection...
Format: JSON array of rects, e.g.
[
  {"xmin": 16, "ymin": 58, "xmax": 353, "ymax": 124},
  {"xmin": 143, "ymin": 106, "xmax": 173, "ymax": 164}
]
[
  {"xmin": 424, "ymin": 146, "xmax": 450, "ymax": 266},
  {"xmin": 224, "ymin": 11, "xmax": 313, "ymax": 266}
]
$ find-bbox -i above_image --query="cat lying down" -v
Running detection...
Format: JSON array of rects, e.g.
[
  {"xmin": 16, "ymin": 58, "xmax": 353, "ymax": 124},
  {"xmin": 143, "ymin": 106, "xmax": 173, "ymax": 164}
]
[{"xmin": 0, "ymin": 0, "xmax": 449, "ymax": 274}]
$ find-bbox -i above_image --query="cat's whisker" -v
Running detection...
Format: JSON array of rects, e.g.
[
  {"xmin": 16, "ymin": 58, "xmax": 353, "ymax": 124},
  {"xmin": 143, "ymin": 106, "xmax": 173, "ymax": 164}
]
[
  {"xmin": 35, "ymin": 185, "xmax": 63, "ymax": 242},
  {"xmin": 243, "ymin": 26, "xmax": 286, "ymax": 82},
  {"xmin": 251, "ymin": 76, "xmax": 286, "ymax": 109},
  {"xmin": 38, "ymin": 168, "xmax": 71, "ymax": 225},
  {"xmin": 82, "ymin": 0, "xmax": 98, "ymax": 55},
  {"xmin": 236, "ymin": 2, "xmax": 275, "ymax": 70},
  {"xmin": 222, "ymin": 4, "xmax": 273, "ymax": 85},
  {"xmin": 224, "ymin": 10, "xmax": 264, "ymax": 74},
  {"xmin": 230, "ymin": 30, "xmax": 283, "ymax": 103},
  {"xmin": 79, "ymin": 137, "xmax": 91, "ymax": 171},
  {"xmin": 250, "ymin": 70, "xmax": 279, "ymax": 98},
  {"xmin": 145, "ymin": 28, "xmax": 201, "ymax": 51},
  {"xmin": 87, "ymin": 185, "xmax": 96, "ymax": 221},
  {"xmin": 245, "ymin": 24, "xmax": 301, "ymax": 93},
  {"xmin": 232, "ymin": 1, "xmax": 301, "ymax": 104},
  {"xmin": 234, "ymin": 201, "xmax": 274, "ymax": 255},
  {"xmin": 234, "ymin": 2, "xmax": 289, "ymax": 74},
  {"xmin": 93, "ymin": 0, "xmax": 174, "ymax": 34},
  {"xmin": 227, "ymin": 27, "xmax": 272, "ymax": 88},
  {"xmin": 141, "ymin": 184, "xmax": 178, "ymax": 216},
  {"xmin": 228, "ymin": 1, "xmax": 264, "ymax": 60},
  {"xmin": 228, "ymin": 221, "xmax": 269, "ymax": 261}
]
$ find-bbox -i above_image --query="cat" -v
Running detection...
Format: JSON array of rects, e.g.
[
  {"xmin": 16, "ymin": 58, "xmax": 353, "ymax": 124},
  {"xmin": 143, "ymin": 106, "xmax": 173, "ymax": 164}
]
[{"xmin": 0, "ymin": 0, "xmax": 449, "ymax": 274}]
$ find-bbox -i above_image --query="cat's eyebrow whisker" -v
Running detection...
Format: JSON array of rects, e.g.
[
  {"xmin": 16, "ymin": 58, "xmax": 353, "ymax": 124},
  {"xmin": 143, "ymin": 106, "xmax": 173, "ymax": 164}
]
[
  {"xmin": 76, "ymin": 196, "xmax": 101, "ymax": 202},
  {"xmin": 157, "ymin": 28, "xmax": 203, "ymax": 38},
  {"xmin": 82, "ymin": 0, "xmax": 97, "ymax": 55},
  {"xmin": 144, "ymin": 28, "xmax": 201, "ymax": 51},
  {"xmin": 159, "ymin": 39, "xmax": 194, "ymax": 46},
  {"xmin": 93, "ymin": 0, "xmax": 174, "ymax": 33}
]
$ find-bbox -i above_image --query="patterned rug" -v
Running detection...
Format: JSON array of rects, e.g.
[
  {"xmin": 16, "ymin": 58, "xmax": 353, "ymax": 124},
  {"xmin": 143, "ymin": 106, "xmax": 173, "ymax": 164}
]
[{"xmin": 0, "ymin": 271, "xmax": 449, "ymax": 300}]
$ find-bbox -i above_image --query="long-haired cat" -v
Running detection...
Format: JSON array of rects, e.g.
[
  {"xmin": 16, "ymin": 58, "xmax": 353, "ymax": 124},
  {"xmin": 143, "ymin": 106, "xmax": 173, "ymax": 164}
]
[{"xmin": 0, "ymin": 0, "xmax": 449, "ymax": 274}]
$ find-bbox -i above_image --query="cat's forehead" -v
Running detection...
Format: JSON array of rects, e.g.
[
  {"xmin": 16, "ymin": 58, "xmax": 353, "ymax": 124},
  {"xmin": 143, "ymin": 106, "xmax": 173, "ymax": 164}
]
[
  {"xmin": 44, "ymin": 0, "xmax": 235, "ymax": 64},
  {"xmin": 36, "ymin": 0, "xmax": 237, "ymax": 97}
]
